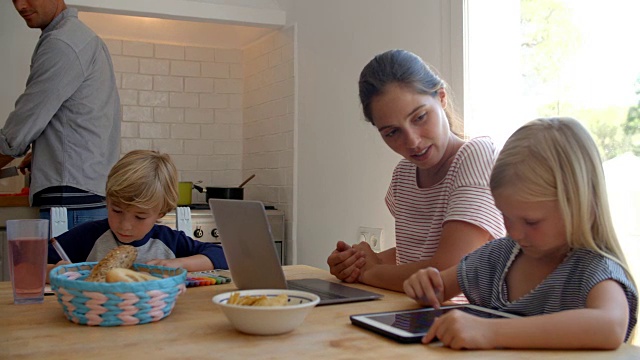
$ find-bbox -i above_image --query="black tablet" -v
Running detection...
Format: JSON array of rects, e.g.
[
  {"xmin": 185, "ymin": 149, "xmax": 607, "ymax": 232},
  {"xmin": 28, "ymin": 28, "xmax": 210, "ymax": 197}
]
[{"xmin": 350, "ymin": 304, "xmax": 518, "ymax": 343}]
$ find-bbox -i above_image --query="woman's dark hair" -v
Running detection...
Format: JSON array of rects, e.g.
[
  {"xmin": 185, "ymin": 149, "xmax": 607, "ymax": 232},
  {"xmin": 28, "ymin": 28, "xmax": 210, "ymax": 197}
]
[{"xmin": 358, "ymin": 49, "xmax": 462, "ymax": 136}]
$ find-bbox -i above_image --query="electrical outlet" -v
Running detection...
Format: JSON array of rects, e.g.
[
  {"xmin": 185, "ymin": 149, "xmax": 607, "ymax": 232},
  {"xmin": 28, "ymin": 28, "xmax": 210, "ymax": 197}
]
[{"xmin": 357, "ymin": 226, "xmax": 383, "ymax": 252}]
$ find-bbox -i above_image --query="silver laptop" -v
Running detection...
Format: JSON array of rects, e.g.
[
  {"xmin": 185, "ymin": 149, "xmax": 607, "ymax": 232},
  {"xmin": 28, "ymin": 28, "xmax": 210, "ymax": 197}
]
[{"xmin": 209, "ymin": 199, "xmax": 382, "ymax": 306}]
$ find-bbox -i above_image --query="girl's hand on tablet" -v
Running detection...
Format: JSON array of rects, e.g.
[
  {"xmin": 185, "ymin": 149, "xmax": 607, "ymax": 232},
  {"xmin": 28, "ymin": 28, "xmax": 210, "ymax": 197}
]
[
  {"xmin": 403, "ymin": 267, "xmax": 444, "ymax": 308},
  {"xmin": 422, "ymin": 309, "xmax": 496, "ymax": 349}
]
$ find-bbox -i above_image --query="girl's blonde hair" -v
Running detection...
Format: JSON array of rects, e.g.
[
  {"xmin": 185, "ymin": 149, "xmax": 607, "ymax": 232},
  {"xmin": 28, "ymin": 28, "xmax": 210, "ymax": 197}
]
[
  {"xmin": 106, "ymin": 150, "xmax": 178, "ymax": 215},
  {"xmin": 490, "ymin": 117, "xmax": 633, "ymax": 282}
]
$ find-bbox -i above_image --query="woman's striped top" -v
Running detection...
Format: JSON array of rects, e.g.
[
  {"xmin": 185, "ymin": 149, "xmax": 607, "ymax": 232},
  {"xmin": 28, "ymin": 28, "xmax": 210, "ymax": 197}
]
[
  {"xmin": 458, "ymin": 237, "xmax": 638, "ymax": 342},
  {"xmin": 385, "ymin": 136, "xmax": 505, "ymax": 265}
]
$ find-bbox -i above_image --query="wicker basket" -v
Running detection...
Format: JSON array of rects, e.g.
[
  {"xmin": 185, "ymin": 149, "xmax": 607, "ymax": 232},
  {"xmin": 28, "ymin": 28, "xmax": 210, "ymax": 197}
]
[{"xmin": 49, "ymin": 262, "xmax": 187, "ymax": 326}]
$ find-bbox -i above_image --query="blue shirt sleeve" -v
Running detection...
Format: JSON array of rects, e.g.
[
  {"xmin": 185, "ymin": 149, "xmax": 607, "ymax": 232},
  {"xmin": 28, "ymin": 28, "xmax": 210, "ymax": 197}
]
[
  {"xmin": 47, "ymin": 219, "xmax": 110, "ymax": 264},
  {"xmin": 151, "ymin": 225, "xmax": 228, "ymax": 269}
]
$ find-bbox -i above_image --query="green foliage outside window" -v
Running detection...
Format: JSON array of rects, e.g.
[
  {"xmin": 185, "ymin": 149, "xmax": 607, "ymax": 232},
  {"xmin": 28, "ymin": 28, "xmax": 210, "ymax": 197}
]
[
  {"xmin": 521, "ymin": 0, "xmax": 637, "ymax": 160},
  {"xmin": 624, "ymin": 77, "xmax": 640, "ymax": 156}
]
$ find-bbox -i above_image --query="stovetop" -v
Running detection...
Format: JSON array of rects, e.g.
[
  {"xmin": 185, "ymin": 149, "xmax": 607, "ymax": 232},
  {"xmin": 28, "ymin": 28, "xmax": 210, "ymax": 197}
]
[
  {"xmin": 188, "ymin": 203, "xmax": 210, "ymax": 210},
  {"xmin": 187, "ymin": 203, "xmax": 276, "ymax": 210}
]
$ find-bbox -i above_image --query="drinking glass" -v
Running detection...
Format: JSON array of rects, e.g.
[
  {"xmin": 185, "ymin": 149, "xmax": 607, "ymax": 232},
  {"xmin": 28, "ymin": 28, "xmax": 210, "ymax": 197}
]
[{"xmin": 6, "ymin": 219, "xmax": 49, "ymax": 304}]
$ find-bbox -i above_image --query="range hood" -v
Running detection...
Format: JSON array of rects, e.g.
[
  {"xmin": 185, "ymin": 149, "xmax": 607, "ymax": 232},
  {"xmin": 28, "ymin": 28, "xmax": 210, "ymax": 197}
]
[
  {"xmin": 66, "ymin": 0, "xmax": 286, "ymax": 28},
  {"xmin": 67, "ymin": 0, "xmax": 286, "ymax": 48}
]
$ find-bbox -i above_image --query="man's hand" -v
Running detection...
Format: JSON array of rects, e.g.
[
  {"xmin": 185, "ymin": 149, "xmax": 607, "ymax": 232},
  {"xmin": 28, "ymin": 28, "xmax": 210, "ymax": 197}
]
[
  {"xmin": 18, "ymin": 152, "xmax": 32, "ymax": 175},
  {"xmin": 0, "ymin": 154, "xmax": 14, "ymax": 169}
]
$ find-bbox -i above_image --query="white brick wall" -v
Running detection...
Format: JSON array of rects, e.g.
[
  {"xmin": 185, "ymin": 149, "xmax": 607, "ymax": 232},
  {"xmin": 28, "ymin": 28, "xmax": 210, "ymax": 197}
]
[
  {"xmin": 155, "ymin": 44, "xmax": 184, "ymax": 60},
  {"xmin": 243, "ymin": 25, "xmax": 295, "ymax": 255},
  {"xmin": 153, "ymin": 76, "xmax": 183, "ymax": 92},
  {"xmin": 104, "ymin": 30, "xmax": 295, "ymax": 251},
  {"xmin": 106, "ymin": 39, "xmax": 245, "ymax": 197},
  {"xmin": 139, "ymin": 91, "xmax": 168, "ymax": 107},
  {"xmin": 140, "ymin": 59, "xmax": 170, "ymax": 75}
]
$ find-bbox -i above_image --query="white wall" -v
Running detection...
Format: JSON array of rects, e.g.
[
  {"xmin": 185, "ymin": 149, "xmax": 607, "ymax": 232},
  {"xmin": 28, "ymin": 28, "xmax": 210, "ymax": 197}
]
[
  {"xmin": 79, "ymin": 12, "xmax": 275, "ymax": 49},
  {"xmin": 281, "ymin": 0, "xmax": 462, "ymax": 268},
  {"xmin": 0, "ymin": 3, "xmax": 40, "ymax": 128},
  {"xmin": 243, "ymin": 27, "xmax": 295, "ymax": 262},
  {"xmin": 104, "ymin": 38, "xmax": 245, "ymax": 190},
  {"xmin": 0, "ymin": 3, "xmax": 40, "ymax": 193}
]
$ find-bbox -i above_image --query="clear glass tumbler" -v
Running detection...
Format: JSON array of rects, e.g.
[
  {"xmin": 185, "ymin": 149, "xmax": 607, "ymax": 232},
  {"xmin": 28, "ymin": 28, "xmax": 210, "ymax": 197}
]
[{"xmin": 7, "ymin": 219, "xmax": 49, "ymax": 304}]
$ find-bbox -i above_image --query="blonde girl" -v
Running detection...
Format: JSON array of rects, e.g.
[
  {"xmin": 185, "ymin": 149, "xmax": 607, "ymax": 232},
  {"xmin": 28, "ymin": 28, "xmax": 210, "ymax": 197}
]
[{"xmin": 404, "ymin": 117, "xmax": 637, "ymax": 349}]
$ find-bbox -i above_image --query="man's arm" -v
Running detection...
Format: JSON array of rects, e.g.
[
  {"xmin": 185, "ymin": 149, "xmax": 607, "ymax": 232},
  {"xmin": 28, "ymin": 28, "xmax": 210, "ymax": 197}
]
[{"xmin": 0, "ymin": 37, "xmax": 84, "ymax": 156}]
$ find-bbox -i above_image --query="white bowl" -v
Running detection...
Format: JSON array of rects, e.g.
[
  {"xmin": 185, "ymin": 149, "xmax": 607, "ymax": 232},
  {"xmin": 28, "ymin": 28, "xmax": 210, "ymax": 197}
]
[{"xmin": 212, "ymin": 289, "xmax": 320, "ymax": 335}]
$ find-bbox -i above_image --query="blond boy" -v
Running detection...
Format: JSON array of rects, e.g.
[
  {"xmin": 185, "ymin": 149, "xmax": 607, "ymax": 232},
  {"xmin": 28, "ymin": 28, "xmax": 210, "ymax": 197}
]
[{"xmin": 47, "ymin": 150, "xmax": 227, "ymax": 272}]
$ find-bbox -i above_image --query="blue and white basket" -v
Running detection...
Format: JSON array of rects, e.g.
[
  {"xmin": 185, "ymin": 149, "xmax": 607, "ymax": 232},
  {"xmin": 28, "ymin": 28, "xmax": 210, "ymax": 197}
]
[{"xmin": 49, "ymin": 262, "xmax": 187, "ymax": 326}]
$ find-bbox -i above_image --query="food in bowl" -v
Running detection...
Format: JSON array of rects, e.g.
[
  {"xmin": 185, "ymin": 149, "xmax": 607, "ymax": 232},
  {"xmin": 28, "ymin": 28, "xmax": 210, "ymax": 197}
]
[
  {"xmin": 228, "ymin": 292, "xmax": 288, "ymax": 306},
  {"xmin": 212, "ymin": 289, "xmax": 320, "ymax": 335}
]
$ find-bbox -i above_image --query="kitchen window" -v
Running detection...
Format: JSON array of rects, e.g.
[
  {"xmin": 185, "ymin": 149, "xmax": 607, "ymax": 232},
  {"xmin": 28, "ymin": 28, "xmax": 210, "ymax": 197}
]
[{"xmin": 464, "ymin": 0, "xmax": 640, "ymax": 344}]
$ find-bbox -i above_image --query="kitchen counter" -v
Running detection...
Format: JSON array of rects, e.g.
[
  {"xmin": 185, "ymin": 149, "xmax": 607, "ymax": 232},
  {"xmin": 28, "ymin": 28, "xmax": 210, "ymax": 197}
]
[
  {"xmin": 0, "ymin": 265, "xmax": 638, "ymax": 359},
  {"xmin": 0, "ymin": 196, "xmax": 37, "ymax": 225},
  {"xmin": 0, "ymin": 195, "xmax": 29, "ymax": 207}
]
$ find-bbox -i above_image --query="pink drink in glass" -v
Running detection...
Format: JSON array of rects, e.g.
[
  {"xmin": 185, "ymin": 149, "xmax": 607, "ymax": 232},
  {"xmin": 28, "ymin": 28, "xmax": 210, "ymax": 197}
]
[
  {"xmin": 6, "ymin": 219, "xmax": 49, "ymax": 305},
  {"xmin": 8, "ymin": 238, "xmax": 48, "ymax": 304}
]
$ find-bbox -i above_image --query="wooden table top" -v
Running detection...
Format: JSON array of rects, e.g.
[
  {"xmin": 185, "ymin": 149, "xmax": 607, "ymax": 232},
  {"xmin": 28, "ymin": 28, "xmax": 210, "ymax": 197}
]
[{"xmin": 1, "ymin": 265, "xmax": 638, "ymax": 359}]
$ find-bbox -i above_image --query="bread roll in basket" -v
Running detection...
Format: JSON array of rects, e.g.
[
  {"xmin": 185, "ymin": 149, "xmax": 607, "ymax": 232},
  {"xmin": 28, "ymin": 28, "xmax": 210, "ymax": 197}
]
[{"xmin": 49, "ymin": 262, "xmax": 187, "ymax": 326}]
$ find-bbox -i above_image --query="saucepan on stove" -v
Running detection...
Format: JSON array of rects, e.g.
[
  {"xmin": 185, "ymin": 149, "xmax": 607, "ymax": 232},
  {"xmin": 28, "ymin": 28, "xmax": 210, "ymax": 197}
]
[
  {"xmin": 178, "ymin": 181, "xmax": 193, "ymax": 205},
  {"xmin": 192, "ymin": 174, "xmax": 255, "ymax": 201}
]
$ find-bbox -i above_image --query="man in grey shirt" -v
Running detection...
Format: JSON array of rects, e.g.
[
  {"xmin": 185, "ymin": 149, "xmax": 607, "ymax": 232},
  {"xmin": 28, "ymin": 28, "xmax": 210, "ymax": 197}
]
[{"xmin": 0, "ymin": 0, "xmax": 120, "ymax": 228}]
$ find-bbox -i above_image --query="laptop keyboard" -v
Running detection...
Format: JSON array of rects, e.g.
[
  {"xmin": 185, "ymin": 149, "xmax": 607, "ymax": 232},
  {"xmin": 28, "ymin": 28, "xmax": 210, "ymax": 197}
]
[{"xmin": 286, "ymin": 282, "xmax": 346, "ymax": 300}]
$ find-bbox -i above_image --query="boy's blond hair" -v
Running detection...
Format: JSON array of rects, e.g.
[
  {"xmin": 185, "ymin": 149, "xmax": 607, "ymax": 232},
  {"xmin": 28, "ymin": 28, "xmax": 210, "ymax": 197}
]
[{"xmin": 106, "ymin": 150, "xmax": 178, "ymax": 215}]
